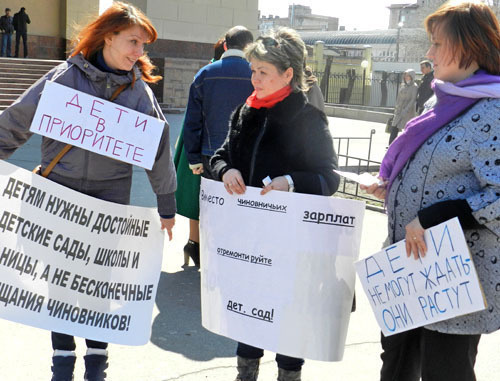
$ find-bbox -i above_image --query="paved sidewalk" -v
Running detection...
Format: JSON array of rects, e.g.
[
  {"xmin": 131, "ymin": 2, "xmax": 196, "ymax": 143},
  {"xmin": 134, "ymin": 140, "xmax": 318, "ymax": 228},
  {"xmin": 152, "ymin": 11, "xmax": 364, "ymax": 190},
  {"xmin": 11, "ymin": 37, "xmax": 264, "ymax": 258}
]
[
  {"xmin": 1, "ymin": 114, "xmax": 499, "ymax": 380},
  {"xmin": 1, "ymin": 210, "xmax": 499, "ymax": 380}
]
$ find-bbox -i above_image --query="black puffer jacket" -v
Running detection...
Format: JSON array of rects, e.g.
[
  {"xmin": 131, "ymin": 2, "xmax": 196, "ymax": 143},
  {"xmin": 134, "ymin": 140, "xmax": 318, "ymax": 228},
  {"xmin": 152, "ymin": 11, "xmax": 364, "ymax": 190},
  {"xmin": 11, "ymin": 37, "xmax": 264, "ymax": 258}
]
[{"xmin": 210, "ymin": 91, "xmax": 340, "ymax": 196}]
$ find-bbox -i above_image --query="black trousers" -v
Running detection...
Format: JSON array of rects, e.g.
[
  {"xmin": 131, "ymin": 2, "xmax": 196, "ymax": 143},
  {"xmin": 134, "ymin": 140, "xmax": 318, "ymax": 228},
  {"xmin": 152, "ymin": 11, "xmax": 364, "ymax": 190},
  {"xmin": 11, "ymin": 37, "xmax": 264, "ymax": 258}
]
[
  {"xmin": 388, "ymin": 126, "xmax": 400, "ymax": 146},
  {"xmin": 380, "ymin": 327, "xmax": 481, "ymax": 381},
  {"xmin": 52, "ymin": 332, "xmax": 108, "ymax": 351},
  {"xmin": 15, "ymin": 31, "xmax": 27, "ymax": 57},
  {"xmin": 237, "ymin": 342, "xmax": 304, "ymax": 372}
]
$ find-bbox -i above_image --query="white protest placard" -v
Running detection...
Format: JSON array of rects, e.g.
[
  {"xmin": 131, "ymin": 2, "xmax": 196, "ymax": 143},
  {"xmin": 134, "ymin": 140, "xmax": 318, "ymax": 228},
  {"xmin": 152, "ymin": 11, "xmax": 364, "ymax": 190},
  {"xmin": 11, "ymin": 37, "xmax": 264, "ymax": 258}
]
[
  {"xmin": 199, "ymin": 178, "xmax": 365, "ymax": 361},
  {"xmin": 0, "ymin": 160, "xmax": 164, "ymax": 345},
  {"xmin": 355, "ymin": 218, "xmax": 486, "ymax": 336},
  {"xmin": 29, "ymin": 81, "xmax": 164, "ymax": 170}
]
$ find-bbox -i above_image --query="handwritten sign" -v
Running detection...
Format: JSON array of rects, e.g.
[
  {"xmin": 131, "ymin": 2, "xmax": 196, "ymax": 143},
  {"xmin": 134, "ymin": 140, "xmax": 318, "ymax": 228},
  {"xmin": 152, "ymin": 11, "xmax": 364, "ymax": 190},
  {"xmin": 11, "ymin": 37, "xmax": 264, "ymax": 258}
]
[
  {"xmin": 199, "ymin": 179, "xmax": 365, "ymax": 361},
  {"xmin": 355, "ymin": 218, "xmax": 486, "ymax": 336},
  {"xmin": 0, "ymin": 160, "xmax": 164, "ymax": 345},
  {"xmin": 29, "ymin": 81, "xmax": 164, "ymax": 170}
]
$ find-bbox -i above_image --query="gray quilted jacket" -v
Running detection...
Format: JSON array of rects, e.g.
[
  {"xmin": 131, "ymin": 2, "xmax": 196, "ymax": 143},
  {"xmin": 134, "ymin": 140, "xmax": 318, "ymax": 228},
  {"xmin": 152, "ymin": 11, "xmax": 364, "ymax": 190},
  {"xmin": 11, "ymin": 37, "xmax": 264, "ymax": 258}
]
[
  {"xmin": 0, "ymin": 54, "xmax": 176, "ymax": 215},
  {"xmin": 387, "ymin": 98, "xmax": 500, "ymax": 334}
]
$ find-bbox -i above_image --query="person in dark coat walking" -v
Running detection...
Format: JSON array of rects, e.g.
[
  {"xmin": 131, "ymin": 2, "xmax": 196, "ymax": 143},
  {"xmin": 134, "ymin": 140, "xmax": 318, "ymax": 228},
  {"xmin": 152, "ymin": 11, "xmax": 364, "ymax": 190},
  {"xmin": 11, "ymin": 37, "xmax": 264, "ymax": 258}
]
[
  {"xmin": 0, "ymin": 8, "xmax": 14, "ymax": 57},
  {"xmin": 416, "ymin": 60, "xmax": 434, "ymax": 114},
  {"xmin": 13, "ymin": 6, "xmax": 30, "ymax": 58}
]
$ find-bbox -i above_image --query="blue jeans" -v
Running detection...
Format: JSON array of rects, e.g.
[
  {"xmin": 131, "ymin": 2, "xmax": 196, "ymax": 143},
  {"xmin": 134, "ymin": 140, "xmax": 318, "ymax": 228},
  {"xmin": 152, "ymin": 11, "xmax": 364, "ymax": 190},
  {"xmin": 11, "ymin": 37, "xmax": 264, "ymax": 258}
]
[{"xmin": 1, "ymin": 33, "xmax": 12, "ymax": 57}]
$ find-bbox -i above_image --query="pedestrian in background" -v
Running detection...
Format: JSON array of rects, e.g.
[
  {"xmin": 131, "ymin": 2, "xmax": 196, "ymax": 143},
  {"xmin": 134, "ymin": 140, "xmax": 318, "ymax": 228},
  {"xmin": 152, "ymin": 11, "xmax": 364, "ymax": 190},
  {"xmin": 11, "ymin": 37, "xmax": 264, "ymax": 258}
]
[
  {"xmin": 0, "ymin": 2, "xmax": 176, "ymax": 380},
  {"xmin": 0, "ymin": 8, "xmax": 14, "ymax": 57},
  {"xmin": 182, "ymin": 25, "xmax": 254, "ymax": 267},
  {"xmin": 304, "ymin": 65, "xmax": 325, "ymax": 111},
  {"xmin": 416, "ymin": 59, "xmax": 434, "ymax": 114},
  {"xmin": 388, "ymin": 68, "xmax": 418, "ymax": 145},
  {"xmin": 211, "ymin": 27, "xmax": 340, "ymax": 381},
  {"xmin": 363, "ymin": 2, "xmax": 500, "ymax": 380},
  {"xmin": 13, "ymin": 6, "xmax": 30, "ymax": 58}
]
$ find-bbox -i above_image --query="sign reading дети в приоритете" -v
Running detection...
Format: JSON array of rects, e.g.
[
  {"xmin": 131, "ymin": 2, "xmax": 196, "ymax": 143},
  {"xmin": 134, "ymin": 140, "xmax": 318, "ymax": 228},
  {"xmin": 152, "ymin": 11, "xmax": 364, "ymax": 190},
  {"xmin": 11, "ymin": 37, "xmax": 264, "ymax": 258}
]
[
  {"xmin": 0, "ymin": 160, "xmax": 165, "ymax": 345},
  {"xmin": 355, "ymin": 218, "xmax": 486, "ymax": 336},
  {"xmin": 29, "ymin": 81, "xmax": 164, "ymax": 170}
]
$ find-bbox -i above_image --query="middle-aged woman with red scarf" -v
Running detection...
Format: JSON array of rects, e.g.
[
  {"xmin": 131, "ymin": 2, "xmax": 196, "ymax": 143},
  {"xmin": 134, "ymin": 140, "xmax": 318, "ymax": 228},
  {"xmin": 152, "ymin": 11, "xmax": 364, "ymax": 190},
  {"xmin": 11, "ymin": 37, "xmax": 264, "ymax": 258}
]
[
  {"xmin": 363, "ymin": 2, "xmax": 500, "ymax": 380},
  {"xmin": 210, "ymin": 27, "xmax": 340, "ymax": 381}
]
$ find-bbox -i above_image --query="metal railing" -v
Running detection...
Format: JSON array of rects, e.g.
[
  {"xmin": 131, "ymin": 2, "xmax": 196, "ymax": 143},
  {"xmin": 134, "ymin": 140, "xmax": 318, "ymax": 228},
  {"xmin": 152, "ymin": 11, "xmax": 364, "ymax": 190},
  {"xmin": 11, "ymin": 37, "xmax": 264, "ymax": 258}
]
[
  {"xmin": 315, "ymin": 71, "xmax": 402, "ymax": 108},
  {"xmin": 333, "ymin": 129, "xmax": 383, "ymax": 207}
]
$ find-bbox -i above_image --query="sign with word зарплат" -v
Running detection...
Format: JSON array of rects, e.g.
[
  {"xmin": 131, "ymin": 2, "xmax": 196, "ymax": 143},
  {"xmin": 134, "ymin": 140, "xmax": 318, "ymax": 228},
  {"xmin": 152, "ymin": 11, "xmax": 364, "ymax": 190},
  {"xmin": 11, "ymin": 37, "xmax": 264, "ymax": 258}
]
[{"xmin": 199, "ymin": 178, "xmax": 365, "ymax": 361}]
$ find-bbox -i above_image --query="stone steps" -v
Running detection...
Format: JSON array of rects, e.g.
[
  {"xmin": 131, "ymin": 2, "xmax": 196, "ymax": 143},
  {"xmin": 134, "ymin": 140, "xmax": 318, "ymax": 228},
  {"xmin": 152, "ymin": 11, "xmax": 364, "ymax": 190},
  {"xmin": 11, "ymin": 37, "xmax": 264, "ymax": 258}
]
[
  {"xmin": 0, "ymin": 57, "xmax": 63, "ymax": 111},
  {"xmin": 0, "ymin": 58, "xmax": 176, "ymax": 114}
]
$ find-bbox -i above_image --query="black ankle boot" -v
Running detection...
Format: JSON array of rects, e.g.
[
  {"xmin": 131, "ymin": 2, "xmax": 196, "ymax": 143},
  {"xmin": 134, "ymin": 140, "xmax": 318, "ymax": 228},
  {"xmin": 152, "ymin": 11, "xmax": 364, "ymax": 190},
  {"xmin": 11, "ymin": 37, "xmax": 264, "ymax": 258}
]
[
  {"xmin": 51, "ymin": 356, "xmax": 75, "ymax": 381},
  {"xmin": 84, "ymin": 354, "xmax": 108, "ymax": 381},
  {"xmin": 183, "ymin": 240, "xmax": 200, "ymax": 267}
]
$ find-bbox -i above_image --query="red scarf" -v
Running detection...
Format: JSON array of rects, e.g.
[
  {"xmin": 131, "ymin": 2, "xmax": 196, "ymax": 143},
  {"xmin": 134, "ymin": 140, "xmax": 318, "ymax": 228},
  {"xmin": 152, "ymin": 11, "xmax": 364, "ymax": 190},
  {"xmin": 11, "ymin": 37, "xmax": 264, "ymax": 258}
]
[{"xmin": 246, "ymin": 85, "xmax": 292, "ymax": 109}]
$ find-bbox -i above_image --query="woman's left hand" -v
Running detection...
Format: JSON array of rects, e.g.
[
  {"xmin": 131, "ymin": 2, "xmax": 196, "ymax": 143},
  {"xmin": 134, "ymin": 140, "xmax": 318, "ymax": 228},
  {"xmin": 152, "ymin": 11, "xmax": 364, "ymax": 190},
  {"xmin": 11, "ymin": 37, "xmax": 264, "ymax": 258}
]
[
  {"xmin": 405, "ymin": 217, "xmax": 427, "ymax": 260},
  {"xmin": 160, "ymin": 217, "xmax": 175, "ymax": 241},
  {"xmin": 260, "ymin": 176, "xmax": 289, "ymax": 195}
]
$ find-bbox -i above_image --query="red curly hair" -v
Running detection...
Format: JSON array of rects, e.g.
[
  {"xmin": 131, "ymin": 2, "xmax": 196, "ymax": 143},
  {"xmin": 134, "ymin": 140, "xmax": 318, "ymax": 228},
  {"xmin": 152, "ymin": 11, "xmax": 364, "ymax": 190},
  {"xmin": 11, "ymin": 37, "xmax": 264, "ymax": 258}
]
[{"xmin": 70, "ymin": 1, "xmax": 161, "ymax": 83}]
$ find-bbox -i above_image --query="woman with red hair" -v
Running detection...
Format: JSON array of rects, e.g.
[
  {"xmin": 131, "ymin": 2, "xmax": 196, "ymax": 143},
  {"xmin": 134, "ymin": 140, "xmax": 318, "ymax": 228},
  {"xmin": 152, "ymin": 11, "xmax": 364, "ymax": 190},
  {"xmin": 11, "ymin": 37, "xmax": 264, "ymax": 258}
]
[{"xmin": 0, "ymin": 2, "xmax": 176, "ymax": 380}]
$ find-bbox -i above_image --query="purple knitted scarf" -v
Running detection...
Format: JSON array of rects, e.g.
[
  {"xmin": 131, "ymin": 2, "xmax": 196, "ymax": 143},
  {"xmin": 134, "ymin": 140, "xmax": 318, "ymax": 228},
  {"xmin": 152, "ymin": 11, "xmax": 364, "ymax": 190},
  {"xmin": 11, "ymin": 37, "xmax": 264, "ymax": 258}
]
[{"xmin": 380, "ymin": 70, "xmax": 500, "ymax": 192}]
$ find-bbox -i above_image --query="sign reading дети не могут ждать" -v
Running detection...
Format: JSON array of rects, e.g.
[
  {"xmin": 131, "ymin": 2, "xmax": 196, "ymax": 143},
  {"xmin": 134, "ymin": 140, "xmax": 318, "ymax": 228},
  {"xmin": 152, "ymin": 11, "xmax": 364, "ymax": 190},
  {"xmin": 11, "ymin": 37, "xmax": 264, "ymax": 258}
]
[
  {"xmin": 29, "ymin": 81, "xmax": 164, "ymax": 170},
  {"xmin": 199, "ymin": 178, "xmax": 365, "ymax": 362},
  {"xmin": 355, "ymin": 218, "xmax": 486, "ymax": 336},
  {"xmin": 0, "ymin": 160, "xmax": 164, "ymax": 345}
]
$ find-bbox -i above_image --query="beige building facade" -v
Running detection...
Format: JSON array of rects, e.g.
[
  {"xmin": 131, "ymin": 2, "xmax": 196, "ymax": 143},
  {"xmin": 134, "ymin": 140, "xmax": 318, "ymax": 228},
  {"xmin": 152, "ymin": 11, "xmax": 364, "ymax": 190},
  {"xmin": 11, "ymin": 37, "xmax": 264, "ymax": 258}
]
[{"xmin": 8, "ymin": 0, "xmax": 258, "ymax": 107}]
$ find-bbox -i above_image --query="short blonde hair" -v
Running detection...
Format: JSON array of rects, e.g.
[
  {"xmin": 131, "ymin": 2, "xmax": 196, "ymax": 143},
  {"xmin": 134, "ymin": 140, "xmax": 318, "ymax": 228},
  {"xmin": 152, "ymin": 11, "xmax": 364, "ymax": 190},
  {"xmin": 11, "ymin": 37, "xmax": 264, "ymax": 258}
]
[{"xmin": 245, "ymin": 27, "xmax": 307, "ymax": 92}]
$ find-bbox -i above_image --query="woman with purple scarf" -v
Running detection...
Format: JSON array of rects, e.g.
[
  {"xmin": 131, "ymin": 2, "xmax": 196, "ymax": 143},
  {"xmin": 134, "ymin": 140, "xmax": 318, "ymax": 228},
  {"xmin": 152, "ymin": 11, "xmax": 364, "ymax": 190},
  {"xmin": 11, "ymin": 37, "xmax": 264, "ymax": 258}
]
[{"xmin": 362, "ymin": 2, "xmax": 500, "ymax": 380}]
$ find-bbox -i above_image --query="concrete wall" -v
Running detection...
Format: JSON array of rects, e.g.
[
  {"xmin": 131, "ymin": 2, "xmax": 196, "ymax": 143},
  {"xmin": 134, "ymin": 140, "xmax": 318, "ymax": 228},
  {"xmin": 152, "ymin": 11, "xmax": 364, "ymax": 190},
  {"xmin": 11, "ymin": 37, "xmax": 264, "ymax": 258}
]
[
  {"xmin": 140, "ymin": 0, "xmax": 259, "ymax": 107},
  {"xmin": 4, "ymin": 0, "xmax": 62, "ymax": 37},
  {"xmin": 64, "ymin": 0, "xmax": 100, "ymax": 40},
  {"xmin": 9, "ymin": 0, "xmax": 259, "ymax": 104},
  {"xmin": 144, "ymin": 0, "xmax": 258, "ymax": 44},
  {"xmin": 2, "ymin": 0, "xmax": 103, "ymax": 59},
  {"xmin": 163, "ymin": 58, "xmax": 207, "ymax": 108}
]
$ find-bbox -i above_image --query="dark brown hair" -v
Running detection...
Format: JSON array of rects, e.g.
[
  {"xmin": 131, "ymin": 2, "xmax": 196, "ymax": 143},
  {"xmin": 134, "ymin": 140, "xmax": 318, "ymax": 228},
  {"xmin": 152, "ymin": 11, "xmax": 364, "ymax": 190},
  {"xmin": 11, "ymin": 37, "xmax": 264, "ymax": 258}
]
[
  {"xmin": 213, "ymin": 37, "xmax": 225, "ymax": 61},
  {"xmin": 424, "ymin": 1, "xmax": 500, "ymax": 75},
  {"xmin": 70, "ymin": 1, "xmax": 161, "ymax": 83}
]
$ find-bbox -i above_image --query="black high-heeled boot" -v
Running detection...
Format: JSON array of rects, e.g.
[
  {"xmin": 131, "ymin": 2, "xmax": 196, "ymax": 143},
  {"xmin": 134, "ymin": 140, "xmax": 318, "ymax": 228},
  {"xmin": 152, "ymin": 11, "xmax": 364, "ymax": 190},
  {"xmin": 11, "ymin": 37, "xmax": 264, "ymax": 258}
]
[{"xmin": 183, "ymin": 240, "xmax": 200, "ymax": 267}]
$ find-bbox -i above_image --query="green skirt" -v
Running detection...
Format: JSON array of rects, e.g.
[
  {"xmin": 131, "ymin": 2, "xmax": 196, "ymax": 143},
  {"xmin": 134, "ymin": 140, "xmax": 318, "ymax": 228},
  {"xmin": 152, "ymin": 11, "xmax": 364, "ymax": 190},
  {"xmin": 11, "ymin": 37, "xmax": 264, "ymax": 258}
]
[{"xmin": 174, "ymin": 122, "xmax": 201, "ymax": 220}]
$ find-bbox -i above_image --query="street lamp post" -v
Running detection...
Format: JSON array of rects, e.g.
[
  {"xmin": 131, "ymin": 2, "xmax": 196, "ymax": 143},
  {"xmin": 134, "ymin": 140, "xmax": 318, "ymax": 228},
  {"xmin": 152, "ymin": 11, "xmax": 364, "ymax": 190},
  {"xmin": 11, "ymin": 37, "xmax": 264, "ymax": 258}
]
[
  {"xmin": 395, "ymin": 21, "xmax": 404, "ymax": 62},
  {"xmin": 361, "ymin": 60, "xmax": 369, "ymax": 105}
]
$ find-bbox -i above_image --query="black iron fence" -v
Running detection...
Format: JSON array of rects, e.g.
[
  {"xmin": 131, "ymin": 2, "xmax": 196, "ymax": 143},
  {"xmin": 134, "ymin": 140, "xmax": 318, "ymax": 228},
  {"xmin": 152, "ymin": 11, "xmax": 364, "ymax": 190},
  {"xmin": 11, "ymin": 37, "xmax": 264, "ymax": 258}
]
[
  {"xmin": 315, "ymin": 71, "xmax": 402, "ymax": 108},
  {"xmin": 333, "ymin": 130, "xmax": 383, "ymax": 208}
]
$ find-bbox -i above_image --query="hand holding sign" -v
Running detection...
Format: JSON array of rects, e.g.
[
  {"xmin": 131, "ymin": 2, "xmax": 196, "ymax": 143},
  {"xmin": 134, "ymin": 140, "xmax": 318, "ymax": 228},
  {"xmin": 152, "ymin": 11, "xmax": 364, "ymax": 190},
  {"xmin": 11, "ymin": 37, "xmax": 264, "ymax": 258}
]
[
  {"xmin": 222, "ymin": 169, "xmax": 246, "ymax": 195},
  {"xmin": 405, "ymin": 217, "xmax": 427, "ymax": 259}
]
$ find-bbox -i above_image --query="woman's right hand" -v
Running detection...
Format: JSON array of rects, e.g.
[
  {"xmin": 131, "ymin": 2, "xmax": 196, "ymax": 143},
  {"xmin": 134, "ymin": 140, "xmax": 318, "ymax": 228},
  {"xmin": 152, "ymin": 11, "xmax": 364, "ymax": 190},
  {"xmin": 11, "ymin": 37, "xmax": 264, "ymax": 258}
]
[
  {"xmin": 360, "ymin": 177, "xmax": 388, "ymax": 200},
  {"xmin": 222, "ymin": 169, "xmax": 246, "ymax": 195}
]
